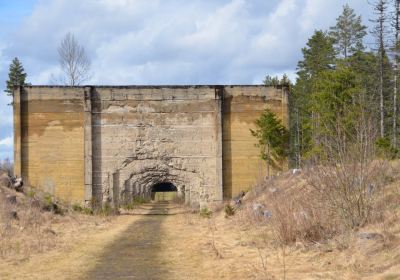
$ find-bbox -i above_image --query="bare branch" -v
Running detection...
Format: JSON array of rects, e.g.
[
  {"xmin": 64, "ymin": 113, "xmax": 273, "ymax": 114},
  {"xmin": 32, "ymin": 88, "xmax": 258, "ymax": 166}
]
[{"xmin": 58, "ymin": 32, "xmax": 91, "ymax": 86}]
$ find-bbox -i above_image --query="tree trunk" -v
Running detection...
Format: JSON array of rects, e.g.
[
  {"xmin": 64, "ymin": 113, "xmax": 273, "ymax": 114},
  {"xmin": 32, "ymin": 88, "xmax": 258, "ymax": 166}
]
[
  {"xmin": 393, "ymin": 0, "xmax": 400, "ymax": 147},
  {"xmin": 295, "ymin": 106, "xmax": 301, "ymax": 168},
  {"xmin": 267, "ymin": 144, "xmax": 270, "ymax": 178},
  {"xmin": 380, "ymin": 16, "xmax": 385, "ymax": 139}
]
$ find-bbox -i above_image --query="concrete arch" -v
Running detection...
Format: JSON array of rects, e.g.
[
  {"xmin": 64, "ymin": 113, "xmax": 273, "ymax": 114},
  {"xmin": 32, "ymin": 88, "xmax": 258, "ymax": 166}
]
[{"xmin": 114, "ymin": 159, "xmax": 203, "ymax": 206}]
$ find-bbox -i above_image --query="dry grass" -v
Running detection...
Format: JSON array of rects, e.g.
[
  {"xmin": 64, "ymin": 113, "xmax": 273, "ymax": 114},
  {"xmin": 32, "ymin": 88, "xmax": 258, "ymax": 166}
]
[
  {"xmin": 0, "ymin": 178, "xmax": 110, "ymax": 263},
  {"xmin": 220, "ymin": 160, "xmax": 400, "ymax": 278},
  {"xmin": 237, "ymin": 160, "xmax": 398, "ymax": 246}
]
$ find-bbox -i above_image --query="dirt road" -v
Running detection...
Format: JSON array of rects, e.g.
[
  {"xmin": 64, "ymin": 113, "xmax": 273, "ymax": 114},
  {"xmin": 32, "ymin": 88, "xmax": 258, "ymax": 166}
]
[
  {"xmin": 0, "ymin": 202, "xmax": 230, "ymax": 280},
  {"xmin": 6, "ymin": 201, "xmax": 394, "ymax": 279},
  {"xmin": 83, "ymin": 203, "xmax": 206, "ymax": 280}
]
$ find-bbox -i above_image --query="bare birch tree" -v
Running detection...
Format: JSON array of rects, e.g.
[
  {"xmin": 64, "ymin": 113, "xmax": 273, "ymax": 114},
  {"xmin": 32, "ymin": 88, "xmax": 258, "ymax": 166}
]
[
  {"xmin": 58, "ymin": 32, "xmax": 91, "ymax": 86},
  {"xmin": 393, "ymin": 0, "xmax": 400, "ymax": 147},
  {"xmin": 371, "ymin": 0, "xmax": 389, "ymax": 138}
]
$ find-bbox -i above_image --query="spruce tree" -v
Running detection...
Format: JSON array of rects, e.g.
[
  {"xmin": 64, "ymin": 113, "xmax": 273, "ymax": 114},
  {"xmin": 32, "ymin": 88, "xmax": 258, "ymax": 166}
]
[
  {"xmin": 329, "ymin": 4, "xmax": 367, "ymax": 58},
  {"xmin": 294, "ymin": 30, "xmax": 336, "ymax": 161},
  {"xmin": 5, "ymin": 57, "xmax": 27, "ymax": 97},
  {"xmin": 250, "ymin": 109, "xmax": 289, "ymax": 176}
]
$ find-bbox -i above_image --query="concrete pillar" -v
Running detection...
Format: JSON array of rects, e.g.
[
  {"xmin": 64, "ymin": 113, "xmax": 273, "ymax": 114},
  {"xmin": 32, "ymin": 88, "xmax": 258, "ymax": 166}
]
[
  {"xmin": 214, "ymin": 86, "xmax": 224, "ymax": 201},
  {"xmin": 13, "ymin": 86, "xmax": 22, "ymax": 178},
  {"xmin": 83, "ymin": 87, "xmax": 93, "ymax": 204},
  {"xmin": 112, "ymin": 171, "xmax": 120, "ymax": 208}
]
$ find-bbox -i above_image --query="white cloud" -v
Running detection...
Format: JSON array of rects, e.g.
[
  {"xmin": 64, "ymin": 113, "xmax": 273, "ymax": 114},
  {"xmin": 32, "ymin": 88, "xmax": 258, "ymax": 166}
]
[
  {"xmin": 0, "ymin": 136, "xmax": 12, "ymax": 147},
  {"xmin": 0, "ymin": 0, "xmax": 375, "ymax": 95},
  {"xmin": 0, "ymin": 0, "xmax": 372, "ymax": 160},
  {"xmin": 0, "ymin": 0, "xmax": 371, "ymax": 86}
]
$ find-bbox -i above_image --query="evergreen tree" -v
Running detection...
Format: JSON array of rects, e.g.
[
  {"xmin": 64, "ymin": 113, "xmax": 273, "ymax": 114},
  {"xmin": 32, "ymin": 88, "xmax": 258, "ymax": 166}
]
[
  {"xmin": 297, "ymin": 30, "xmax": 336, "ymax": 78},
  {"xmin": 280, "ymin": 74, "xmax": 291, "ymax": 86},
  {"xmin": 292, "ymin": 30, "xmax": 336, "ymax": 163},
  {"xmin": 329, "ymin": 4, "xmax": 367, "ymax": 58},
  {"xmin": 5, "ymin": 57, "xmax": 27, "ymax": 97},
  {"xmin": 250, "ymin": 109, "xmax": 289, "ymax": 176},
  {"xmin": 263, "ymin": 75, "xmax": 280, "ymax": 86}
]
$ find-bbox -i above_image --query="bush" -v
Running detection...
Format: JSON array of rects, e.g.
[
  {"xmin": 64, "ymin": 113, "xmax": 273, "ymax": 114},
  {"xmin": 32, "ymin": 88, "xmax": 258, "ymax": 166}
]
[
  {"xmin": 72, "ymin": 203, "xmax": 93, "ymax": 215},
  {"xmin": 309, "ymin": 160, "xmax": 387, "ymax": 229},
  {"xmin": 376, "ymin": 137, "xmax": 399, "ymax": 159},
  {"xmin": 267, "ymin": 190, "xmax": 336, "ymax": 245},
  {"xmin": 96, "ymin": 202, "xmax": 114, "ymax": 216},
  {"xmin": 224, "ymin": 204, "xmax": 235, "ymax": 217},
  {"xmin": 200, "ymin": 207, "xmax": 212, "ymax": 218}
]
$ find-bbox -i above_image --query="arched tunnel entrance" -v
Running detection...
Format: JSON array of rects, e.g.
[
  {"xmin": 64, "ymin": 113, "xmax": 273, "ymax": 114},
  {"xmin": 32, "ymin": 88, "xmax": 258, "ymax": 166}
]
[{"xmin": 151, "ymin": 182, "xmax": 178, "ymax": 202}]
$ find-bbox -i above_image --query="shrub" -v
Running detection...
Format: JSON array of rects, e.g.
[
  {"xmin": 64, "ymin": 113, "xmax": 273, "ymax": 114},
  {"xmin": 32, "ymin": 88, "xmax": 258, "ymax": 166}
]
[
  {"xmin": 266, "ymin": 190, "xmax": 336, "ymax": 245},
  {"xmin": 309, "ymin": 160, "xmax": 387, "ymax": 229},
  {"xmin": 200, "ymin": 207, "xmax": 212, "ymax": 218},
  {"xmin": 376, "ymin": 137, "xmax": 399, "ymax": 159},
  {"xmin": 72, "ymin": 203, "xmax": 93, "ymax": 215},
  {"xmin": 224, "ymin": 204, "xmax": 235, "ymax": 217},
  {"xmin": 95, "ymin": 202, "xmax": 117, "ymax": 216}
]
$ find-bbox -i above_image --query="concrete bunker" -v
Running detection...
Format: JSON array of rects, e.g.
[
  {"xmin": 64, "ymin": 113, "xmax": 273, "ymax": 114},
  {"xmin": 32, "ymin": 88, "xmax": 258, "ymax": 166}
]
[{"xmin": 13, "ymin": 85, "xmax": 288, "ymax": 208}]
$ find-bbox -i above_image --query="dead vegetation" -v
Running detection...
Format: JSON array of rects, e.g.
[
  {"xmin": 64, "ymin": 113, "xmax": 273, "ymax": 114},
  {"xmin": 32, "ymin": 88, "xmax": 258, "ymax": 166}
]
[
  {"xmin": 218, "ymin": 159, "xmax": 400, "ymax": 278},
  {"xmin": 0, "ymin": 171, "xmax": 110, "ymax": 262}
]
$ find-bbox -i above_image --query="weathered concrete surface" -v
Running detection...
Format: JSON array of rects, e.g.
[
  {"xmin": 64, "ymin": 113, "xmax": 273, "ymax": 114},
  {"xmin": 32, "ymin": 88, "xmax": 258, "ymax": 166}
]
[
  {"xmin": 223, "ymin": 86, "xmax": 288, "ymax": 198},
  {"xmin": 14, "ymin": 85, "xmax": 288, "ymax": 207},
  {"xmin": 15, "ymin": 87, "xmax": 85, "ymax": 201}
]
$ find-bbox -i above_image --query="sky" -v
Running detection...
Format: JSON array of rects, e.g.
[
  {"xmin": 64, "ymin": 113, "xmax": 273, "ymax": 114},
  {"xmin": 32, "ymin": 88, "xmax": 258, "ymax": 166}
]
[{"xmin": 0, "ymin": 0, "xmax": 373, "ymax": 161}]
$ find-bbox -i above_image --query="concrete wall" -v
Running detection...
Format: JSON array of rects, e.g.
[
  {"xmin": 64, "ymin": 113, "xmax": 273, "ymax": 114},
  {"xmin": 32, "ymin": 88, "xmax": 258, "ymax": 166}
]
[
  {"xmin": 222, "ymin": 86, "xmax": 288, "ymax": 198},
  {"xmin": 89, "ymin": 86, "xmax": 222, "ymax": 207},
  {"xmin": 14, "ymin": 85, "xmax": 288, "ymax": 206},
  {"xmin": 14, "ymin": 87, "xmax": 85, "ymax": 202}
]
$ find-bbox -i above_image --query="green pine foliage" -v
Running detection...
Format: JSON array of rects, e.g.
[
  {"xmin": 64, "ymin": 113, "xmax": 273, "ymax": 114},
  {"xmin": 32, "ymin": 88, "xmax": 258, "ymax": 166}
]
[
  {"xmin": 250, "ymin": 109, "xmax": 289, "ymax": 170},
  {"xmin": 285, "ymin": 3, "xmax": 400, "ymax": 166},
  {"xmin": 5, "ymin": 57, "xmax": 27, "ymax": 97},
  {"xmin": 329, "ymin": 4, "xmax": 367, "ymax": 58}
]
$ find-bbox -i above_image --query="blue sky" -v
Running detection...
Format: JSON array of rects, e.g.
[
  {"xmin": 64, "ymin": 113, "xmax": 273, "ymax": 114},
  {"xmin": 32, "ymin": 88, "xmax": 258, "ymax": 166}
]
[{"xmin": 0, "ymin": 0, "xmax": 373, "ymax": 160}]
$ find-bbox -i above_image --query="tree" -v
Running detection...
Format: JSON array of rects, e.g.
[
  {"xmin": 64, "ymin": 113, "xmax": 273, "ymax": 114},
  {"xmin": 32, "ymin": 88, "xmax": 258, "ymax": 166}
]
[
  {"xmin": 263, "ymin": 75, "xmax": 280, "ymax": 86},
  {"xmin": 392, "ymin": 0, "xmax": 400, "ymax": 147},
  {"xmin": 329, "ymin": 4, "xmax": 367, "ymax": 58},
  {"xmin": 297, "ymin": 30, "xmax": 336, "ymax": 78},
  {"xmin": 251, "ymin": 109, "xmax": 289, "ymax": 177},
  {"xmin": 263, "ymin": 74, "xmax": 291, "ymax": 87},
  {"xmin": 58, "ymin": 32, "xmax": 91, "ymax": 86},
  {"xmin": 292, "ymin": 31, "xmax": 336, "ymax": 163},
  {"xmin": 280, "ymin": 74, "xmax": 291, "ymax": 86},
  {"xmin": 371, "ymin": 0, "xmax": 389, "ymax": 138},
  {"xmin": 5, "ymin": 57, "xmax": 27, "ymax": 98}
]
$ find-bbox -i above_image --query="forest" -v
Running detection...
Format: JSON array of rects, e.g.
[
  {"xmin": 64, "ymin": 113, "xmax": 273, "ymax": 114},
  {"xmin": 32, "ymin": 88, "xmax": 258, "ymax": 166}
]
[{"xmin": 258, "ymin": 1, "xmax": 400, "ymax": 170}]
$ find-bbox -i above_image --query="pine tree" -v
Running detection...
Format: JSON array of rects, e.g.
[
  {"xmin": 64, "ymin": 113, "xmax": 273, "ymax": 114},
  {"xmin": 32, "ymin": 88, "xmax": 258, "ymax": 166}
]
[
  {"xmin": 297, "ymin": 31, "xmax": 336, "ymax": 78},
  {"xmin": 5, "ymin": 57, "xmax": 27, "ymax": 97},
  {"xmin": 294, "ymin": 30, "xmax": 336, "ymax": 162},
  {"xmin": 280, "ymin": 74, "xmax": 291, "ymax": 86},
  {"xmin": 250, "ymin": 109, "xmax": 289, "ymax": 176},
  {"xmin": 329, "ymin": 4, "xmax": 367, "ymax": 58},
  {"xmin": 263, "ymin": 75, "xmax": 280, "ymax": 86}
]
